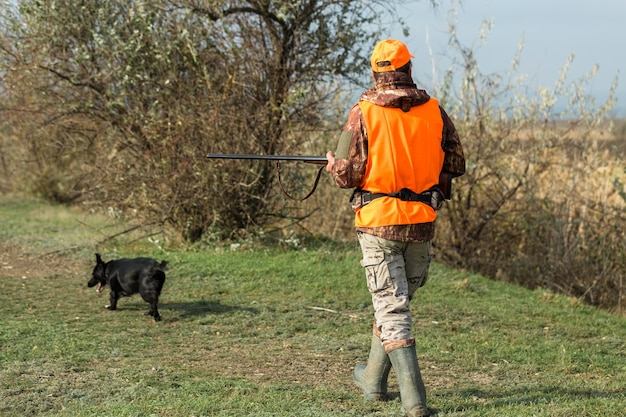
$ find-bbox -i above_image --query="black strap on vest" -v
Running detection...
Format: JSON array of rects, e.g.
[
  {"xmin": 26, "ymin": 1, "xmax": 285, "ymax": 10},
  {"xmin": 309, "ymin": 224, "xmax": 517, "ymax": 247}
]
[{"xmin": 350, "ymin": 187, "xmax": 444, "ymax": 210}]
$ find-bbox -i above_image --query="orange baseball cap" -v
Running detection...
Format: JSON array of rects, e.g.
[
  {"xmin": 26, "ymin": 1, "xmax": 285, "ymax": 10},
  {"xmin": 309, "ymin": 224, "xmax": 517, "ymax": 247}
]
[{"xmin": 370, "ymin": 39, "xmax": 415, "ymax": 72}]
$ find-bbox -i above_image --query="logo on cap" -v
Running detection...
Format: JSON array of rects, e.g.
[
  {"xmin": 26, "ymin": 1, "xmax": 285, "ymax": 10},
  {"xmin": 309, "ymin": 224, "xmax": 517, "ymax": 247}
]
[{"xmin": 370, "ymin": 39, "xmax": 415, "ymax": 72}]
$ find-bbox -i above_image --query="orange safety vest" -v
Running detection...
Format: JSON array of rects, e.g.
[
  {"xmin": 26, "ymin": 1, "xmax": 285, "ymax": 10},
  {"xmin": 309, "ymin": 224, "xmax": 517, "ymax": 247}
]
[{"xmin": 355, "ymin": 99, "xmax": 445, "ymax": 228}]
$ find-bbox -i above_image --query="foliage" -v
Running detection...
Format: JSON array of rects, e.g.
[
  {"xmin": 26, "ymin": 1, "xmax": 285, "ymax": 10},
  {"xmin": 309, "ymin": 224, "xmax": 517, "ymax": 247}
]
[
  {"xmin": 1, "ymin": 1, "xmax": 625, "ymax": 313},
  {"xmin": 0, "ymin": 0, "xmax": 405, "ymax": 240},
  {"xmin": 432, "ymin": 13, "xmax": 625, "ymax": 312}
]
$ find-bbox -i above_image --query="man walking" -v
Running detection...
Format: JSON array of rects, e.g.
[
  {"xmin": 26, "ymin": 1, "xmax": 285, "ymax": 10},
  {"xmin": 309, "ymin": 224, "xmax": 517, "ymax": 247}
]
[{"xmin": 326, "ymin": 39, "xmax": 465, "ymax": 417}]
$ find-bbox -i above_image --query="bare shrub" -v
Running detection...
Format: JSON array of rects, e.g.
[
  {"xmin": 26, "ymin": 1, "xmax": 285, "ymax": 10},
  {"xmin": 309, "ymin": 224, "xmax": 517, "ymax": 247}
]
[
  {"xmin": 2, "ymin": 2, "xmax": 623, "ymax": 312},
  {"xmin": 433, "ymin": 17, "xmax": 625, "ymax": 313},
  {"xmin": 0, "ymin": 0, "xmax": 406, "ymax": 241}
]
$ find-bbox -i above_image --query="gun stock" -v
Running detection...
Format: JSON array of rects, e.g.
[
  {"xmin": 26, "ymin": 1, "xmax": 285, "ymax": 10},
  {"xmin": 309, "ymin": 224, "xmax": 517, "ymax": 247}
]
[{"xmin": 438, "ymin": 171, "xmax": 453, "ymax": 200}]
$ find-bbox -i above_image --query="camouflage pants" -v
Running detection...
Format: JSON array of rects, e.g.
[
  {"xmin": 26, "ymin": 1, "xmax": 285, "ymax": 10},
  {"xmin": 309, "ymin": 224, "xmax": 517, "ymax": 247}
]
[{"xmin": 357, "ymin": 231, "xmax": 432, "ymax": 352}]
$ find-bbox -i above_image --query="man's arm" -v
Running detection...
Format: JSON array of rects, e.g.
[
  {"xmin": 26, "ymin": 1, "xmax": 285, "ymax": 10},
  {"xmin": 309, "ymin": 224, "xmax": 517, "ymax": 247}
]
[
  {"xmin": 327, "ymin": 104, "xmax": 368, "ymax": 189},
  {"xmin": 440, "ymin": 107, "xmax": 466, "ymax": 178}
]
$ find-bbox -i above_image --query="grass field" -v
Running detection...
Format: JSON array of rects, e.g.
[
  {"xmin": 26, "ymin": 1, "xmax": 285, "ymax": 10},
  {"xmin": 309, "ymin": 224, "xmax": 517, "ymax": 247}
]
[{"xmin": 1, "ymin": 195, "xmax": 624, "ymax": 416}]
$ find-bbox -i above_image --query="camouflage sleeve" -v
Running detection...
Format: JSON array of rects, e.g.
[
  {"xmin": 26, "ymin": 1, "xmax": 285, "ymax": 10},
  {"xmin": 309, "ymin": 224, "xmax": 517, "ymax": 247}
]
[
  {"xmin": 440, "ymin": 107, "xmax": 466, "ymax": 177},
  {"xmin": 330, "ymin": 104, "xmax": 368, "ymax": 189}
]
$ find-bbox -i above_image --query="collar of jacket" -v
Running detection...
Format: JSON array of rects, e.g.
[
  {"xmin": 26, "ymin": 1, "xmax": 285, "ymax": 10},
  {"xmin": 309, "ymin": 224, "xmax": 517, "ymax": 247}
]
[{"xmin": 360, "ymin": 72, "xmax": 431, "ymax": 109}]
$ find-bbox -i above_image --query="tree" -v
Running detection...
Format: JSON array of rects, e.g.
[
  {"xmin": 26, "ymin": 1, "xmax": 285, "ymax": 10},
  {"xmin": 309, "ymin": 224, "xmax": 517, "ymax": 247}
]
[{"xmin": 0, "ymin": 0, "xmax": 411, "ymax": 240}]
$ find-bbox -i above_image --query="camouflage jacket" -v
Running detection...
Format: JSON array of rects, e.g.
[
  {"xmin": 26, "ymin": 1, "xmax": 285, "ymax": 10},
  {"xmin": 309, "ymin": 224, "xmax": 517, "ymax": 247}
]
[{"xmin": 330, "ymin": 72, "xmax": 466, "ymax": 242}]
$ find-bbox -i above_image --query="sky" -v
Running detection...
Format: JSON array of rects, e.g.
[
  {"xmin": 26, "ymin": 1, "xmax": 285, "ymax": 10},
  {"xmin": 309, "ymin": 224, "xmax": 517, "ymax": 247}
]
[
  {"xmin": 390, "ymin": 0, "xmax": 625, "ymax": 116},
  {"xmin": 3, "ymin": 0, "xmax": 623, "ymax": 115}
]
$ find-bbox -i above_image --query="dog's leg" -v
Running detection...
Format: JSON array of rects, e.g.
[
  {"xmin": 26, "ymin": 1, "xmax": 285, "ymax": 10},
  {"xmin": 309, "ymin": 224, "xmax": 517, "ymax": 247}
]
[
  {"xmin": 148, "ymin": 303, "xmax": 161, "ymax": 322},
  {"xmin": 106, "ymin": 290, "xmax": 119, "ymax": 310},
  {"xmin": 147, "ymin": 293, "xmax": 161, "ymax": 321},
  {"xmin": 139, "ymin": 287, "xmax": 161, "ymax": 321},
  {"xmin": 143, "ymin": 298, "xmax": 161, "ymax": 321}
]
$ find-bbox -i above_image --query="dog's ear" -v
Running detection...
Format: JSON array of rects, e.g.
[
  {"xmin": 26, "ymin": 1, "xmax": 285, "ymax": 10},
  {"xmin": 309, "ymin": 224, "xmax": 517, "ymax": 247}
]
[{"xmin": 95, "ymin": 253, "xmax": 103, "ymax": 264}]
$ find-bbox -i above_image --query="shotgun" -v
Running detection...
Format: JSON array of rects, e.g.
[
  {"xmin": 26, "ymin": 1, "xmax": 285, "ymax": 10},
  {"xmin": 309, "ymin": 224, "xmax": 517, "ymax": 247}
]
[
  {"xmin": 206, "ymin": 153, "xmax": 328, "ymax": 164},
  {"xmin": 206, "ymin": 153, "xmax": 328, "ymax": 201},
  {"xmin": 206, "ymin": 153, "xmax": 453, "ymax": 201}
]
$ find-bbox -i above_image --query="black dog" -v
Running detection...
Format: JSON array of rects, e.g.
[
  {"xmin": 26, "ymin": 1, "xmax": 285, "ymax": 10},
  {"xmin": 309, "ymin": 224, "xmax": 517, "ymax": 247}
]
[{"xmin": 88, "ymin": 253, "xmax": 167, "ymax": 321}]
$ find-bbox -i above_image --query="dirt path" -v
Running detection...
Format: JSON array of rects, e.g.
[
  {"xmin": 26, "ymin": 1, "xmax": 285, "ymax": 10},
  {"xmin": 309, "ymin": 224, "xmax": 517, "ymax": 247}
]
[
  {"xmin": 0, "ymin": 242, "xmax": 88, "ymax": 280},
  {"xmin": 1, "ymin": 243, "xmax": 43, "ymax": 278}
]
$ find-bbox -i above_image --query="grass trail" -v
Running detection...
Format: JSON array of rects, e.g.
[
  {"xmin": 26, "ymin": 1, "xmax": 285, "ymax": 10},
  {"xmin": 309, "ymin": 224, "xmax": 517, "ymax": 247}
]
[{"xmin": 0, "ymin": 195, "xmax": 624, "ymax": 416}]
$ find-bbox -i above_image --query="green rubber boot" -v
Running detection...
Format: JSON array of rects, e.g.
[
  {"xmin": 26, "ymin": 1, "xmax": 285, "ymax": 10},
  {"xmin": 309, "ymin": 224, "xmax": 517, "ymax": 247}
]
[
  {"xmin": 388, "ymin": 345, "xmax": 435, "ymax": 417},
  {"xmin": 353, "ymin": 334, "xmax": 392, "ymax": 401}
]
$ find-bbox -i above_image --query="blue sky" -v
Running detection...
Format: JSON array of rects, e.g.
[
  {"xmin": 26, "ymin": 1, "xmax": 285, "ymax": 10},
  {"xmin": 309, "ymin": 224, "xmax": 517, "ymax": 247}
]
[{"xmin": 390, "ymin": 0, "xmax": 625, "ymax": 116}]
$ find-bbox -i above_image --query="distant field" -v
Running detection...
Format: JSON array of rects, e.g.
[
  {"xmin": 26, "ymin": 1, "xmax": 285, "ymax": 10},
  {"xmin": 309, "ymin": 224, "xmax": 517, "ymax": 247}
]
[{"xmin": 1, "ymin": 195, "xmax": 624, "ymax": 416}]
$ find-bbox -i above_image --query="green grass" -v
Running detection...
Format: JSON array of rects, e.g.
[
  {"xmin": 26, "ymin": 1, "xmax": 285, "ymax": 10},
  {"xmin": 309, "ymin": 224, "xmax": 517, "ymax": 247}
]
[{"xmin": 1, "ymin": 195, "xmax": 624, "ymax": 416}]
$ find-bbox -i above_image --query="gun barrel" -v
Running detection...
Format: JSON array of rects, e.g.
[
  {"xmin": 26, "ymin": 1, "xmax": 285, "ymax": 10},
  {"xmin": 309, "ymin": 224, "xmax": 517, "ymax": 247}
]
[{"xmin": 206, "ymin": 153, "xmax": 328, "ymax": 165}]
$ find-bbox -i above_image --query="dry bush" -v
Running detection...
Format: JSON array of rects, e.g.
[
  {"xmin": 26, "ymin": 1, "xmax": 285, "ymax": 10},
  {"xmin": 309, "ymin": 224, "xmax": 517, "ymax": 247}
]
[
  {"xmin": 430, "ymin": 18, "xmax": 625, "ymax": 313},
  {"xmin": 0, "ymin": 129, "xmax": 22, "ymax": 194},
  {"xmin": 0, "ymin": 0, "xmax": 404, "ymax": 242},
  {"xmin": 2, "ymin": 2, "xmax": 623, "ymax": 312}
]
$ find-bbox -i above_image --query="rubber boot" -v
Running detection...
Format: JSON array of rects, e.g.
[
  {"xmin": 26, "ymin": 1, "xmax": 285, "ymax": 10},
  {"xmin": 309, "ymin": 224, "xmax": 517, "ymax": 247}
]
[
  {"xmin": 387, "ymin": 345, "xmax": 433, "ymax": 417},
  {"xmin": 353, "ymin": 334, "xmax": 392, "ymax": 401}
]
